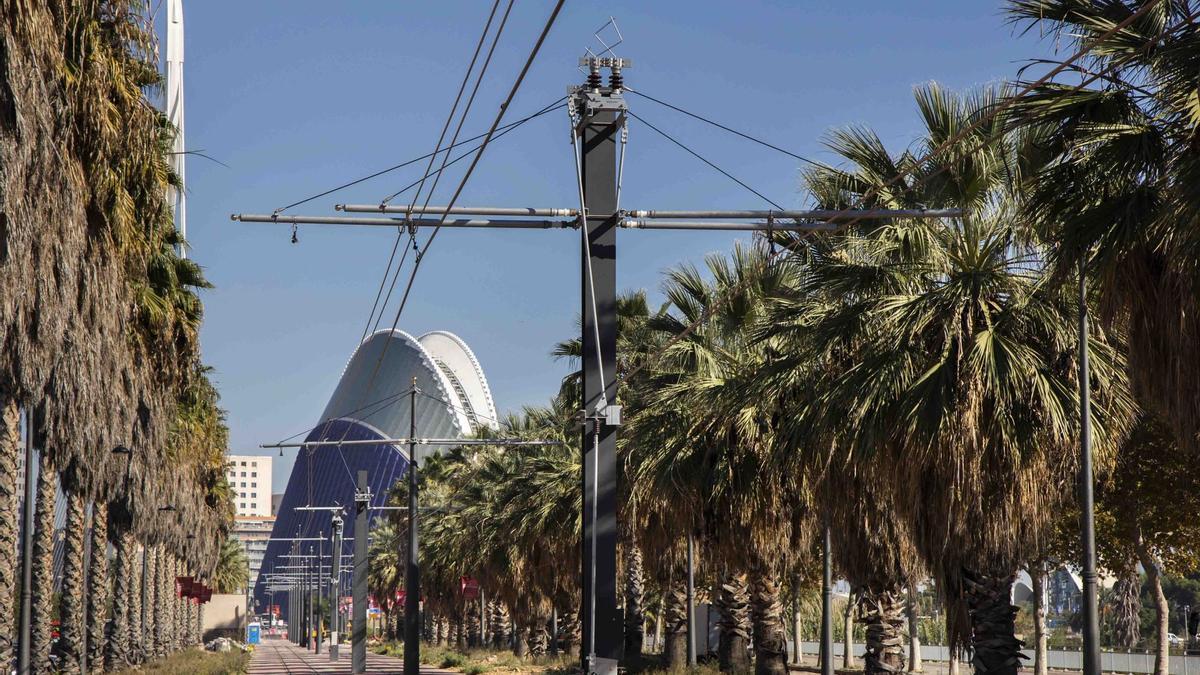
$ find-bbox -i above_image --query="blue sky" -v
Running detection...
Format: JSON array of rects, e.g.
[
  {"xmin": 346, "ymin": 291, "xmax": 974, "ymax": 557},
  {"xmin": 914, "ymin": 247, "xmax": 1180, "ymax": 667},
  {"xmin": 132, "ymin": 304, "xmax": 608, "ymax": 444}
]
[{"xmin": 175, "ymin": 1, "xmax": 1057, "ymax": 492}]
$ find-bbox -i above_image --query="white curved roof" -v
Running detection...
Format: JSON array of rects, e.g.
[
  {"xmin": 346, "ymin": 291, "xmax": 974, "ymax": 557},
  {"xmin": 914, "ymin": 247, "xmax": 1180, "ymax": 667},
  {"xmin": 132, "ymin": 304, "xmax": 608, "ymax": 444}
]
[
  {"xmin": 318, "ymin": 328, "xmax": 497, "ymax": 460},
  {"xmin": 418, "ymin": 331, "xmax": 499, "ymax": 430}
]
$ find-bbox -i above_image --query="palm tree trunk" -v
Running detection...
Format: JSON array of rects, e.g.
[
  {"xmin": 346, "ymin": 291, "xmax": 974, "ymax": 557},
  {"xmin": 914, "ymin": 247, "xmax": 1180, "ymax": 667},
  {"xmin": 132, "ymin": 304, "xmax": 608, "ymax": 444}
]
[
  {"xmin": 489, "ymin": 601, "xmax": 510, "ymax": 649},
  {"xmin": 749, "ymin": 564, "xmax": 789, "ymax": 675},
  {"xmin": 907, "ymin": 583, "xmax": 922, "ymax": 673},
  {"xmin": 527, "ymin": 615, "xmax": 549, "ymax": 656},
  {"xmin": 128, "ymin": 543, "xmax": 144, "ymax": 664},
  {"xmin": 655, "ymin": 598, "xmax": 664, "ymax": 654},
  {"xmin": 156, "ymin": 545, "xmax": 170, "ymax": 657},
  {"xmin": 56, "ymin": 490, "xmax": 87, "ymax": 673},
  {"xmin": 843, "ymin": 591, "xmax": 855, "ymax": 669},
  {"xmin": 1137, "ymin": 540, "xmax": 1169, "ymax": 675},
  {"xmin": 558, "ymin": 608, "xmax": 581, "ymax": 657},
  {"xmin": 859, "ymin": 586, "xmax": 906, "ymax": 675},
  {"xmin": 0, "ymin": 398, "xmax": 20, "ymax": 667},
  {"xmin": 86, "ymin": 501, "xmax": 108, "ymax": 668},
  {"xmin": 1032, "ymin": 565, "xmax": 1049, "ymax": 675},
  {"xmin": 715, "ymin": 569, "xmax": 752, "ymax": 672},
  {"xmin": 665, "ymin": 574, "xmax": 691, "ymax": 669},
  {"xmin": 144, "ymin": 544, "xmax": 157, "ymax": 660},
  {"xmin": 624, "ymin": 542, "xmax": 646, "ymax": 658},
  {"xmin": 170, "ymin": 554, "xmax": 182, "ymax": 654},
  {"xmin": 963, "ymin": 570, "xmax": 1023, "ymax": 675},
  {"xmin": 513, "ymin": 621, "xmax": 528, "ymax": 657},
  {"xmin": 106, "ymin": 529, "xmax": 134, "ymax": 669},
  {"xmin": 792, "ymin": 592, "xmax": 803, "ymax": 664},
  {"xmin": 468, "ymin": 600, "xmax": 482, "ymax": 647},
  {"xmin": 30, "ymin": 452, "xmax": 57, "ymax": 673}
]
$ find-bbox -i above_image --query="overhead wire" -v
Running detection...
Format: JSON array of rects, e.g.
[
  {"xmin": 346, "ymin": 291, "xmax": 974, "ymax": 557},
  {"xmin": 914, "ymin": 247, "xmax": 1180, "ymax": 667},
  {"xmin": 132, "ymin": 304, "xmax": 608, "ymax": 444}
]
[
  {"xmin": 612, "ymin": 0, "xmax": 1177, "ymax": 394},
  {"xmin": 361, "ymin": 97, "xmax": 566, "ymax": 339},
  {"xmin": 358, "ymin": 0, "xmax": 505, "ymax": 341},
  {"xmin": 327, "ymin": 0, "xmax": 519, "ymax": 487},
  {"xmin": 366, "ymin": 0, "xmax": 519, "ymax": 336},
  {"xmin": 348, "ymin": 0, "xmax": 568, "ymax": 442}
]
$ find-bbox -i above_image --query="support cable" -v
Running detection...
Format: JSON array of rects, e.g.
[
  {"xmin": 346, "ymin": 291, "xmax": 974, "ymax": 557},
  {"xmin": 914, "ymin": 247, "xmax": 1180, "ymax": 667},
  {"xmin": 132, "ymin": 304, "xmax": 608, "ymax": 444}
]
[
  {"xmin": 568, "ymin": 103, "xmax": 610, "ymax": 414},
  {"xmin": 627, "ymin": 109, "xmax": 784, "ymax": 210},
  {"xmin": 613, "ymin": 0, "xmax": 1177, "ymax": 394},
  {"xmin": 625, "ymin": 88, "xmax": 821, "ymax": 167},
  {"xmin": 271, "ymin": 107, "xmax": 548, "ymax": 216}
]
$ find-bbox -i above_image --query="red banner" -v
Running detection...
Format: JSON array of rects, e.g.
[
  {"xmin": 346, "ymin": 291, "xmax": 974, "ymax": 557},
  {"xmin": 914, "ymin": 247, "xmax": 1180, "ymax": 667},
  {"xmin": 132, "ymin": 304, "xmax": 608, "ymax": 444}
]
[
  {"xmin": 175, "ymin": 576, "xmax": 194, "ymax": 598},
  {"xmin": 460, "ymin": 576, "xmax": 479, "ymax": 599}
]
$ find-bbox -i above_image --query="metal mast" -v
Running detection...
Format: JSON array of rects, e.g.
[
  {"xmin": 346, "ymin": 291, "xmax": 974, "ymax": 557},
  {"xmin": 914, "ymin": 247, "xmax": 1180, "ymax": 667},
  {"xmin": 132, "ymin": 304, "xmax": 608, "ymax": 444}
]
[
  {"xmin": 405, "ymin": 379, "xmax": 421, "ymax": 675},
  {"xmin": 166, "ymin": 0, "xmax": 187, "ymax": 256},
  {"xmin": 573, "ymin": 55, "xmax": 626, "ymax": 675}
]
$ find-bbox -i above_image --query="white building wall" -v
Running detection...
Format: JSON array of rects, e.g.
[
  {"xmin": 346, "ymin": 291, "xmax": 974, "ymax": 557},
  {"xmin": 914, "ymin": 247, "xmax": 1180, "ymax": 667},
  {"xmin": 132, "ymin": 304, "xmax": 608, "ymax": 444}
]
[{"xmin": 226, "ymin": 454, "xmax": 272, "ymax": 517}]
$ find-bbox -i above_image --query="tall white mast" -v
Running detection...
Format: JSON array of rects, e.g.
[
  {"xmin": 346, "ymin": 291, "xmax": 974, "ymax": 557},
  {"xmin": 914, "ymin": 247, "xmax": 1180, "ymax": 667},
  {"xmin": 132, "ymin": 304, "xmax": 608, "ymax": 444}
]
[{"xmin": 166, "ymin": 0, "xmax": 187, "ymax": 257}]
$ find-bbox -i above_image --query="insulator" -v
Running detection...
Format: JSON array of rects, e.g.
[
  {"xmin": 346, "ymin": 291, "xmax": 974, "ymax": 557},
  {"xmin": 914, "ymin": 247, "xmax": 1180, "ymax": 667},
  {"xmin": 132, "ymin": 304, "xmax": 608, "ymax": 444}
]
[{"xmin": 609, "ymin": 69, "xmax": 623, "ymax": 90}]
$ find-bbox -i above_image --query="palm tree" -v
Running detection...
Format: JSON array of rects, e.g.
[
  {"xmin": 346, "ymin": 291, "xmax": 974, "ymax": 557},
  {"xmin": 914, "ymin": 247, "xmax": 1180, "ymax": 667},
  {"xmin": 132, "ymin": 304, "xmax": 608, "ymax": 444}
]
[
  {"xmin": 1005, "ymin": 0, "xmax": 1200, "ymax": 458},
  {"xmin": 30, "ymin": 451, "xmax": 57, "ymax": 672},
  {"xmin": 627, "ymin": 243, "xmax": 805, "ymax": 674},
  {"xmin": 367, "ymin": 519, "xmax": 403, "ymax": 640},
  {"xmin": 106, "ymin": 528, "xmax": 135, "ymax": 669},
  {"xmin": 212, "ymin": 537, "xmax": 249, "ymax": 594},
  {"xmin": 56, "ymin": 486, "xmax": 88, "ymax": 673},
  {"xmin": 0, "ymin": 403, "xmax": 18, "ymax": 664},
  {"xmin": 86, "ymin": 501, "xmax": 109, "ymax": 669},
  {"xmin": 777, "ymin": 84, "xmax": 1134, "ymax": 675}
]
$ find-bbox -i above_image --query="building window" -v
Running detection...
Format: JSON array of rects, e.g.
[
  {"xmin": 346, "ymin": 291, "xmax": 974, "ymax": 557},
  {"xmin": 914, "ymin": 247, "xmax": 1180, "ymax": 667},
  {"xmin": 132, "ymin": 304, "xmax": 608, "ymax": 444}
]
[
  {"xmin": 240, "ymin": 492, "xmax": 246, "ymax": 498},
  {"xmin": 251, "ymin": 461, "xmax": 257, "ymax": 467},
  {"xmin": 251, "ymin": 482, "xmax": 257, "ymax": 488},
  {"xmin": 251, "ymin": 472, "xmax": 257, "ymax": 477},
  {"xmin": 241, "ymin": 471, "xmax": 246, "ymax": 477},
  {"xmin": 240, "ymin": 503, "xmax": 246, "ymax": 510}
]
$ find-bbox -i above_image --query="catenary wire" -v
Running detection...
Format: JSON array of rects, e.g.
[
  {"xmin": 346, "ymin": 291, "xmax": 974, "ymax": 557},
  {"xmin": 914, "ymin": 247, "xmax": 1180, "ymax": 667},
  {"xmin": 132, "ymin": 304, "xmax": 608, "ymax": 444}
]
[
  {"xmin": 348, "ymin": 0, "xmax": 568, "ymax": 440},
  {"xmin": 332, "ymin": 0, "xmax": 519, "ymax": 470},
  {"xmin": 363, "ymin": 98, "xmax": 566, "ymax": 338},
  {"xmin": 613, "ymin": 0, "xmax": 1176, "ymax": 394},
  {"xmin": 358, "ymin": 0, "xmax": 504, "ymax": 340},
  {"xmin": 365, "ymin": 0, "xmax": 517, "ymax": 335}
]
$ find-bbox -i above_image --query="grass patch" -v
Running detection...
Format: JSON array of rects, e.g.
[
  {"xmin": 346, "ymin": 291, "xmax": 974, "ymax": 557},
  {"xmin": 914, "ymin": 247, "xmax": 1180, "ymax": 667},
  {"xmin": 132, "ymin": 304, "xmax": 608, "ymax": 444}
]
[
  {"xmin": 371, "ymin": 642, "xmax": 577, "ymax": 673},
  {"xmin": 110, "ymin": 647, "xmax": 250, "ymax": 675}
]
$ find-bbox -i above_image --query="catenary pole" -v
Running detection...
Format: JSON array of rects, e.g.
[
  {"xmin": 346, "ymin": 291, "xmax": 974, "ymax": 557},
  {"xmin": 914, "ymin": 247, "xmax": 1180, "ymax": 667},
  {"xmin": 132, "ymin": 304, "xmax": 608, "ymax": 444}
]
[
  {"xmin": 1078, "ymin": 259, "xmax": 1101, "ymax": 675},
  {"xmin": 686, "ymin": 530, "xmax": 696, "ymax": 666},
  {"xmin": 575, "ymin": 56, "xmax": 624, "ymax": 675},
  {"xmin": 821, "ymin": 525, "xmax": 833, "ymax": 675},
  {"xmin": 316, "ymin": 535, "xmax": 324, "ymax": 654},
  {"xmin": 405, "ymin": 378, "xmax": 421, "ymax": 675},
  {"xmin": 353, "ymin": 471, "xmax": 369, "ymax": 673},
  {"xmin": 330, "ymin": 513, "xmax": 344, "ymax": 660}
]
